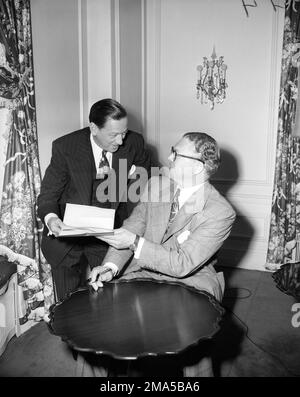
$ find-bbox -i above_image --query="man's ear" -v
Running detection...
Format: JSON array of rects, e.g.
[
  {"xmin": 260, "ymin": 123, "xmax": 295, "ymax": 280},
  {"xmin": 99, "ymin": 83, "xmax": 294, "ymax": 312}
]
[
  {"xmin": 193, "ymin": 161, "xmax": 205, "ymax": 175},
  {"xmin": 89, "ymin": 122, "xmax": 97, "ymax": 136}
]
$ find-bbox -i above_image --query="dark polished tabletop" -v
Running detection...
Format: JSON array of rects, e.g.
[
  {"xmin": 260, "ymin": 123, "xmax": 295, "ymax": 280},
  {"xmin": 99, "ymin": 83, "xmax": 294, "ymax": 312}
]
[{"xmin": 48, "ymin": 278, "xmax": 224, "ymax": 360}]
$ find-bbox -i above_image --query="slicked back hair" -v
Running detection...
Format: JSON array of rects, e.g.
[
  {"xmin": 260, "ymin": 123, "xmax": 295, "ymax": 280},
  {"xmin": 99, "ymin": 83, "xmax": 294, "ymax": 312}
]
[
  {"xmin": 89, "ymin": 98, "xmax": 127, "ymax": 129},
  {"xmin": 183, "ymin": 132, "xmax": 220, "ymax": 176}
]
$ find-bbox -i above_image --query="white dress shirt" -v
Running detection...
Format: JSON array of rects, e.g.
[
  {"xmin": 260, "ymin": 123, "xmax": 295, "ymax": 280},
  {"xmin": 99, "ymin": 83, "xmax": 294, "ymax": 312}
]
[{"xmin": 89, "ymin": 133, "xmax": 112, "ymax": 170}]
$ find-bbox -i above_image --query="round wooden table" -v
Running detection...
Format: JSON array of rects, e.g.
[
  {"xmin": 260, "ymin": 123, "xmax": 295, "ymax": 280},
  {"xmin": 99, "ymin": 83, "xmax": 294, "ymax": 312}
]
[{"xmin": 48, "ymin": 278, "xmax": 224, "ymax": 363}]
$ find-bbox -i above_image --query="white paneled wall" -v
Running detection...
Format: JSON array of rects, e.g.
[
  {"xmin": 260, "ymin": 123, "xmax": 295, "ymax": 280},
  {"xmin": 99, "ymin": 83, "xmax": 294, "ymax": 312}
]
[
  {"xmin": 31, "ymin": 0, "xmax": 115, "ymax": 175},
  {"xmin": 31, "ymin": 0, "xmax": 82, "ymax": 175},
  {"xmin": 143, "ymin": 0, "xmax": 285, "ymax": 270}
]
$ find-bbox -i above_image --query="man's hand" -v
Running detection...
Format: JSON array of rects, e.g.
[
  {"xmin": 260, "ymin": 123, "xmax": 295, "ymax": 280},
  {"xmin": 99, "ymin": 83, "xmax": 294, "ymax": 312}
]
[
  {"xmin": 96, "ymin": 228, "xmax": 136, "ymax": 249},
  {"xmin": 48, "ymin": 216, "xmax": 65, "ymax": 237},
  {"xmin": 89, "ymin": 266, "xmax": 114, "ymax": 291}
]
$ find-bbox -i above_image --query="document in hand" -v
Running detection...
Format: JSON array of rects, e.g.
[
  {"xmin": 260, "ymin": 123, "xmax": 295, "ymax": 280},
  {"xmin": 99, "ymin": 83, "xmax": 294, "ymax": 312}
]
[{"xmin": 58, "ymin": 203, "xmax": 115, "ymax": 237}]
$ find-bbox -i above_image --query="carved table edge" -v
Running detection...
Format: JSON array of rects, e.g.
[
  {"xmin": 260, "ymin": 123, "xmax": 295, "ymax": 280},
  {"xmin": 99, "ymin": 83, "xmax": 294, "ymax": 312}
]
[{"xmin": 47, "ymin": 277, "xmax": 225, "ymax": 360}]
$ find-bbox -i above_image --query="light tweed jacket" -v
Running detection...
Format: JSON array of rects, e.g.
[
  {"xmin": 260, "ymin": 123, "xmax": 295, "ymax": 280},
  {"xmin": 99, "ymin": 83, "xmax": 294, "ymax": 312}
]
[{"xmin": 103, "ymin": 176, "xmax": 236, "ymax": 301}]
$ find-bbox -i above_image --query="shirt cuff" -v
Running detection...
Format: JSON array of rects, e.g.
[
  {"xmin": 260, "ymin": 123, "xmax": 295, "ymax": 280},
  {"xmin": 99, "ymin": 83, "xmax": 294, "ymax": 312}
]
[
  {"xmin": 103, "ymin": 262, "xmax": 119, "ymax": 277},
  {"xmin": 44, "ymin": 213, "xmax": 59, "ymax": 236},
  {"xmin": 134, "ymin": 237, "xmax": 145, "ymax": 259}
]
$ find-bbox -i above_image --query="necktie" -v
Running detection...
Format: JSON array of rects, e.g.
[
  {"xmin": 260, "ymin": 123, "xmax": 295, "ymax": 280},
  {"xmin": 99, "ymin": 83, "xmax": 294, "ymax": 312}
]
[
  {"xmin": 167, "ymin": 189, "xmax": 180, "ymax": 227},
  {"xmin": 92, "ymin": 150, "xmax": 111, "ymax": 208},
  {"xmin": 96, "ymin": 150, "xmax": 110, "ymax": 179}
]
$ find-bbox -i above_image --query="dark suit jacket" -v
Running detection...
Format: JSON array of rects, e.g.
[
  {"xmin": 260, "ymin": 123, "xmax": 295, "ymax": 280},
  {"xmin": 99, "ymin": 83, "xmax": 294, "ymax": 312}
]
[{"xmin": 37, "ymin": 127, "xmax": 152, "ymax": 268}]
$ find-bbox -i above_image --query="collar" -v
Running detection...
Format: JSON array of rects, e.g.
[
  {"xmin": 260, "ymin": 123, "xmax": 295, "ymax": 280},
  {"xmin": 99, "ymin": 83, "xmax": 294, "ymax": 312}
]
[
  {"xmin": 179, "ymin": 181, "xmax": 211, "ymax": 214},
  {"xmin": 176, "ymin": 182, "xmax": 205, "ymax": 209},
  {"xmin": 89, "ymin": 132, "xmax": 112, "ymax": 167},
  {"xmin": 90, "ymin": 132, "xmax": 103, "ymax": 154}
]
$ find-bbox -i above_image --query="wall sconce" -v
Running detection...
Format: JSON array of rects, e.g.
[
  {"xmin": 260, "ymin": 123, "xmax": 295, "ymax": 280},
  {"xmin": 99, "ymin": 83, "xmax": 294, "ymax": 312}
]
[{"xmin": 196, "ymin": 46, "xmax": 228, "ymax": 110}]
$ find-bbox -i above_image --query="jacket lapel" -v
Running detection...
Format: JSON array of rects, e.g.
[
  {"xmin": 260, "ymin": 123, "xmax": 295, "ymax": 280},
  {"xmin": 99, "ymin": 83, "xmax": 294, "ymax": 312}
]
[
  {"xmin": 158, "ymin": 182, "xmax": 176, "ymax": 237},
  {"xmin": 111, "ymin": 142, "xmax": 131, "ymax": 210},
  {"xmin": 162, "ymin": 182, "xmax": 212, "ymax": 243},
  {"xmin": 73, "ymin": 128, "xmax": 95, "ymax": 204}
]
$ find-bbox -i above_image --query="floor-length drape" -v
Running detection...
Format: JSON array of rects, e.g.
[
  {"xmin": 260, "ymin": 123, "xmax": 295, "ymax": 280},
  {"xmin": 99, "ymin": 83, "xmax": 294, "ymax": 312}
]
[
  {"xmin": 266, "ymin": 0, "xmax": 300, "ymax": 271},
  {"xmin": 0, "ymin": 0, "xmax": 54, "ymax": 331}
]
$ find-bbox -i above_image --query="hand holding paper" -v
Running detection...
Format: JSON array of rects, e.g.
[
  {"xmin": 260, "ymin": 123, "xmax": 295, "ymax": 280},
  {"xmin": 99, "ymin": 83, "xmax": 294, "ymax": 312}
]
[
  {"xmin": 48, "ymin": 216, "xmax": 66, "ymax": 237},
  {"xmin": 58, "ymin": 225, "xmax": 115, "ymax": 237},
  {"xmin": 58, "ymin": 204, "xmax": 115, "ymax": 237},
  {"xmin": 96, "ymin": 227, "xmax": 136, "ymax": 249}
]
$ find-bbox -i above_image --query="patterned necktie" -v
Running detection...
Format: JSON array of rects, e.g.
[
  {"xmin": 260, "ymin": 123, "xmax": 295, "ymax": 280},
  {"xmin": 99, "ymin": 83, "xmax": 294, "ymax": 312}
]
[
  {"xmin": 167, "ymin": 189, "xmax": 180, "ymax": 227},
  {"xmin": 96, "ymin": 150, "xmax": 110, "ymax": 179},
  {"xmin": 93, "ymin": 150, "xmax": 111, "ymax": 207}
]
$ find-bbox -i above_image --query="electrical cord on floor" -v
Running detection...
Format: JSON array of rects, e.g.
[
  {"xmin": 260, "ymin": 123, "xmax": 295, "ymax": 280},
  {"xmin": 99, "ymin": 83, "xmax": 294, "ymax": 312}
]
[{"xmin": 222, "ymin": 287, "xmax": 300, "ymax": 377}]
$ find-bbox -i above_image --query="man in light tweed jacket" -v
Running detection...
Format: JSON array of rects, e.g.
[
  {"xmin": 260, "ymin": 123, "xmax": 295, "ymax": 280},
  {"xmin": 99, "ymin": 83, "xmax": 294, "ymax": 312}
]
[{"xmin": 90, "ymin": 131, "xmax": 236, "ymax": 376}]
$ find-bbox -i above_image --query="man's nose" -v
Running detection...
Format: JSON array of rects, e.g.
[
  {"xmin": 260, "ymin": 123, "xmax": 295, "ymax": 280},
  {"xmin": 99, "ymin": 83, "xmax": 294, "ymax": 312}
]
[{"xmin": 116, "ymin": 134, "xmax": 123, "ymax": 145}]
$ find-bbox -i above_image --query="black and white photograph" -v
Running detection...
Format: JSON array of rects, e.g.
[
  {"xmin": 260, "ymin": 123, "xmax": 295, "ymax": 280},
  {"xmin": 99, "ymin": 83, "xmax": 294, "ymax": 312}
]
[{"xmin": 0, "ymin": 0, "xmax": 299, "ymax": 382}]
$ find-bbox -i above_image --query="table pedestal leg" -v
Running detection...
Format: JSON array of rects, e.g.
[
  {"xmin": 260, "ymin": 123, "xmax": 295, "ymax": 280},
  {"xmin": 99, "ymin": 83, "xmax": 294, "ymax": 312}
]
[{"xmin": 74, "ymin": 353, "xmax": 108, "ymax": 377}]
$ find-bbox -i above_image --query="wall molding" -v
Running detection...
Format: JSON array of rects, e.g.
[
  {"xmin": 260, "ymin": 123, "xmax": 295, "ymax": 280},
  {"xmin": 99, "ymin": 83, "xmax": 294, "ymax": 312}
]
[
  {"xmin": 145, "ymin": 1, "xmax": 283, "ymax": 189},
  {"xmin": 220, "ymin": 192, "xmax": 272, "ymax": 200},
  {"xmin": 154, "ymin": 0, "xmax": 161, "ymax": 149},
  {"xmin": 111, "ymin": 0, "xmax": 120, "ymax": 102},
  {"xmin": 78, "ymin": 0, "xmax": 84, "ymax": 128},
  {"xmin": 231, "ymin": 214, "xmax": 270, "ymax": 242},
  {"xmin": 78, "ymin": 0, "xmax": 89, "ymax": 127},
  {"xmin": 213, "ymin": 178, "xmax": 273, "ymax": 186},
  {"xmin": 144, "ymin": 0, "xmax": 161, "ymax": 148},
  {"xmin": 211, "ymin": 8, "xmax": 283, "ymax": 188},
  {"xmin": 141, "ymin": 0, "xmax": 146, "ymax": 134},
  {"xmin": 266, "ymin": 3, "xmax": 283, "ymax": 183}
]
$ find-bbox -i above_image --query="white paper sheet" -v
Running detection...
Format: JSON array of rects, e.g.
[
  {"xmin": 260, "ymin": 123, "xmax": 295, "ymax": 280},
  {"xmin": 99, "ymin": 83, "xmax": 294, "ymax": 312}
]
[{"xmin": 58, "ymin": 203, "xmax": 115, "ymax": 237}]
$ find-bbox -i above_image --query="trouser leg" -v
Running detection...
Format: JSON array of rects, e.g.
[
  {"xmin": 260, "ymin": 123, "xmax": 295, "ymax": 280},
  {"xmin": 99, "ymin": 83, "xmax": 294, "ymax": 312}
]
[
  {"xmin": 50, "ymin": 239, "xmax": 108, "ymax": 302},
  {"xmin": 51, "ymin": 251, "xmax": 87, "ymax": 302}
]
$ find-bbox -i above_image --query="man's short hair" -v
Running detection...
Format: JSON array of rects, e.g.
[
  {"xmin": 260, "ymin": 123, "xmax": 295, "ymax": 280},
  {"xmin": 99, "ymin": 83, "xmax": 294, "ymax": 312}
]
[
  {"xmin": 89, "ymin": 98, "xmax": 127, "ymax": 129},
  {"xmin": 183, "ymin": 132, "xmax": 220, "ymax": 176}
]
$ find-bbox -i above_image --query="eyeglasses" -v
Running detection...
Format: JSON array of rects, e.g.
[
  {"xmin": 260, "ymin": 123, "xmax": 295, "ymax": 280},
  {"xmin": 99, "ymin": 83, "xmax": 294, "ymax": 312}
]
[{"xmin": 170, "ymin": 146, "xmax": 204, "ymax": 163}]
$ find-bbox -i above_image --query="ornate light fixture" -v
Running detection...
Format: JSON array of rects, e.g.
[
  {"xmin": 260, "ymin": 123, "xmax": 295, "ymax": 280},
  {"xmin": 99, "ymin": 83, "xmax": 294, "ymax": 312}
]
[{"xmin": 196, "ymin": 46, "xmax": 228, "ymax": 110}]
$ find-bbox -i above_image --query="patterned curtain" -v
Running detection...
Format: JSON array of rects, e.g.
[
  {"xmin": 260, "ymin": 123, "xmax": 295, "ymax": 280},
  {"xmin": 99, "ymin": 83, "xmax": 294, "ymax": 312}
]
[
  {"xmin": 266, "ymin": 0, "xmax": 300, "ymax": 270},
  {"xmin": 0, "ymin": 0, "xmax": 54, "ymax": 331}
]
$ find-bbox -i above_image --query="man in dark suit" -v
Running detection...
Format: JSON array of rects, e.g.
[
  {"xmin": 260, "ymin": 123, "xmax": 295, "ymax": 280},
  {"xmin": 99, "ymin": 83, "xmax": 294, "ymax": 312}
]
[{"xmin": 37, "ymin": 98, "xmax": 152, "ymax": 301}]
